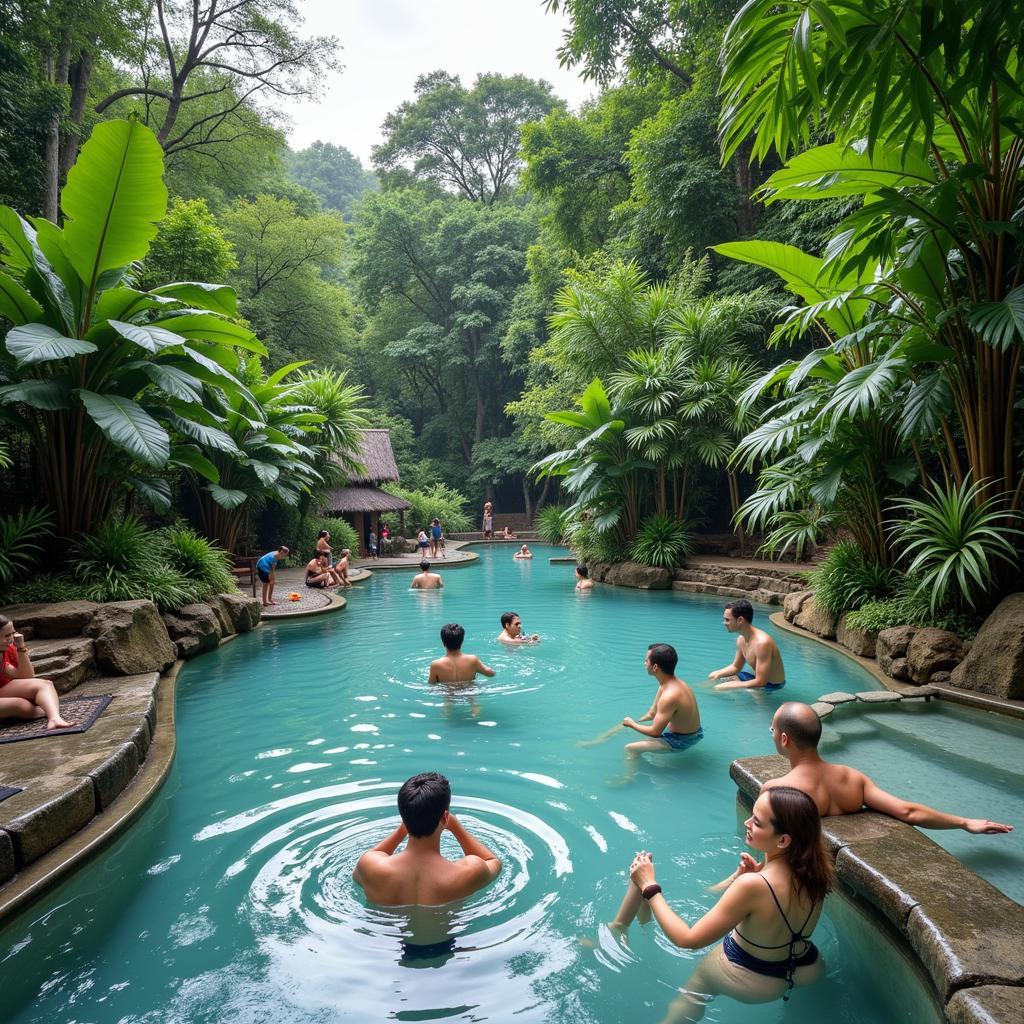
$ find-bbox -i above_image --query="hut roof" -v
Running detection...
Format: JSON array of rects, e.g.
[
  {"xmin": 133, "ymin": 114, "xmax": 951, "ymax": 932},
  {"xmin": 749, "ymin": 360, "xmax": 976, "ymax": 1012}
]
[
  {"xmin": 322, "ymin": 486, "xmax": 411, "ymax": 514},
  {"xmin": 343, "ymin": 429, "xmax": 400, "ymax": 485}
]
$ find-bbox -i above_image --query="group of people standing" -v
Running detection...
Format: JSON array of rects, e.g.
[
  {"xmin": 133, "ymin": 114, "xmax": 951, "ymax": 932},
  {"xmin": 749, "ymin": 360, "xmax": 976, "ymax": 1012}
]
[{"xmin": 352, "ymin": 583, "xmax": 1012, "ymax": 1020}]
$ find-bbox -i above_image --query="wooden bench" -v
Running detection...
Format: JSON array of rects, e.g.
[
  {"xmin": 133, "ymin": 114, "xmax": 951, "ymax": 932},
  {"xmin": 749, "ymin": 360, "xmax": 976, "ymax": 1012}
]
[{"xmin": 232, "ymin": 555, "xmax": 258, "ymax": 597}]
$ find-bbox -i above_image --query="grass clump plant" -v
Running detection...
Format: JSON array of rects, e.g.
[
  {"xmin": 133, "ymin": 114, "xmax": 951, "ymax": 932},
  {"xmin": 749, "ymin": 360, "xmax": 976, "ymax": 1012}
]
[
  {"xmin": 0, "ymin": 508, "xmax": 54, "ymax": 584},
  {"xmin": 629, "ymin": 513, "xmax": 693, "ymax": 568},
  {"xmin": 154, "ymin": 524, "xmax": 237, "ymax": 599},
  {"xmin": 534, "ymin": 504, "xmax": 571, "ymax": 545},
  {"xmin": 808, "ymin": 541, "xmax": 898, "ymax": 615}
]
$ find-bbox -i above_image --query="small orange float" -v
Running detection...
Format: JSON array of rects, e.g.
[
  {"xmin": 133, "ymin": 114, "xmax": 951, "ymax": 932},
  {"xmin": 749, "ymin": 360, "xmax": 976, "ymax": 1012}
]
[{"xmin": 288, "ymin": 592, "xmax": 301, "ymax": 601}]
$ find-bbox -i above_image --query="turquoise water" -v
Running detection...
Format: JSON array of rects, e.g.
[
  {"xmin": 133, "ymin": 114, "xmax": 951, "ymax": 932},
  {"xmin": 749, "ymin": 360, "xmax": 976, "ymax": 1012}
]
[{"xmin": 0, "ymin": 546, "xmax": 940, "ymax": 1023}]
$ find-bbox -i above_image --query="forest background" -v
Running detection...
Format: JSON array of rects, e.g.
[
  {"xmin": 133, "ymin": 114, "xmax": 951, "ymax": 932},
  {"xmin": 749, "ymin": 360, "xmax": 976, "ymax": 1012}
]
[{"xmin": 1, "ymin": 0, "xmax": 1021, "ymax": 628}]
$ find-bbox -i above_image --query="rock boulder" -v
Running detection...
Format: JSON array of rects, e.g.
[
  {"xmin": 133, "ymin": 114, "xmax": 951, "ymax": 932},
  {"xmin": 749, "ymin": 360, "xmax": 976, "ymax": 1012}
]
[
  {"xmin": 162, "ymin": 603, "xmax": 222, "ymax": 659},
  {"xmin": 783, "ymin": 589, "xmax": 812, "ymax": 623},
  {"xmin": 836, "ymin": 613, "xmax": 879, "ymax": 658},
  {"xmin": 906, "ymin": 628, "xmax": 965, "ymax": 684},
  {"xmin": 793, "ymin": 595, "xmax": 839, "ymax": 639},
  {"xmin": 877, "ymin": 626, "xmax": 917, "ymax": 680},
  {"xmin": 85, "ymin": 600, "xmax": 177, "ymax": 675},
  {"xmin": 209, "ymin": 592, "xmax": 261, "ymax": 634},
  {"xmin": 26, "ymin": 637, "xmax": 95, "ymax": 693},
  {"xmin": 950, "ymin": 593, "xmax": 1024, "ymax": 699},
  {"xmin": 603, "ymin": 561, "xmax": 672, "ymax": 590},
  {"xmin": 0, "ymin": 600, "xmax": 99, "ymax": 639}
]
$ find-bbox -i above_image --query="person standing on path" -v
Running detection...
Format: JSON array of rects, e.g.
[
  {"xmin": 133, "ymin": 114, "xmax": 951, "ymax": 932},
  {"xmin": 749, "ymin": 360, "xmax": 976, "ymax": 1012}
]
[
  {"xmin": 482, "ymin": 501, "xmax": 493, "ymax": 539},
  {"xmin": 257, "ymin": 545, "xmax": 288, "ymax": 606}
]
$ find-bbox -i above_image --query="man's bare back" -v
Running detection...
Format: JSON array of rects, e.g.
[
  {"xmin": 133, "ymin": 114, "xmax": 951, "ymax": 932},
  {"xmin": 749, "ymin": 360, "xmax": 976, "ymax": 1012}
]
[
  {"xmin": 412, "ymin": 572, "xmax": 443, "ymax": 590},
  {"xmin": 428, "ymin": 652, "xmax": 495, "ymax": 684}
]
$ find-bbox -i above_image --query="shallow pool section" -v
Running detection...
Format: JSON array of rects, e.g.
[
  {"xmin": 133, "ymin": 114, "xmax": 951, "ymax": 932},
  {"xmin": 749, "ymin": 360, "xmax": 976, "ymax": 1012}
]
[
  {"xmin": 1, "ymin": 547, "xmax": 943, "ymax": 1022},
  {"xmin": 823, "ymin": 700, "xmax": 1024, "ymax": 904}
]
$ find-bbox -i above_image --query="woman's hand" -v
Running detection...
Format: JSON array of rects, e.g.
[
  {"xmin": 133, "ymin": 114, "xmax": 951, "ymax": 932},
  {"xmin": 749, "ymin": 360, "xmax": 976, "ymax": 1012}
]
[
  {"xmin": 629, "ymin": 850, "xmax": 656, "ymax": 889},
  {"xmin": 736, "ymin": 852, "xmax": 761, "ymax": 875}
]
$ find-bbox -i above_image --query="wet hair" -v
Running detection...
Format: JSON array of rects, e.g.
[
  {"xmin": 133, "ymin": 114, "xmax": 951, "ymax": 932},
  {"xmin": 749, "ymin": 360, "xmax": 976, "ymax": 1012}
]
[
  {"xmin": 440, "ymin": 622, "xmax": 465, "ymax": 651},
  {"xmin": 500, "ymin": 611, "xmax": 519, "ymax": 629},
  {"xmin": 419, "ymin": 559, "xmax": 431, "ymax": 571},
  {"xmin": 317, "ymin": 530, "xmax": 330, "ymax": 540},
  {"xmin": 646, "ymin": 643, "xmax": 678, "ymax": 674},
  {"xmin": 726, "ymin": 599, "xmax": 754, "ymax": 624},
  {"xmin": 398, "ymin": 772, "xmax": 451, "ymax": 836},
  {"xmin": 766, "ymin": 786, "xmax": 834, "ymax": 905},
  {"xmin": 575, "ymin": 564, "xmax": 588, "ymax": 578},
  {"xmin": 774, "ymin": 702, "xmax": 822, "ymax": 750}
]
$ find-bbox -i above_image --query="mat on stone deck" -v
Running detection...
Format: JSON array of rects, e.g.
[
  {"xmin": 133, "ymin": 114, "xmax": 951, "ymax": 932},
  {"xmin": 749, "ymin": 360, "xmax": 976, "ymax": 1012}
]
[
  {"xmin": 0, "ymin": 785, "xmax": 23, "ymax": 802},
  {"xmin": 0, "ymin": 694, "xmax": 113, "ymax": 744}
]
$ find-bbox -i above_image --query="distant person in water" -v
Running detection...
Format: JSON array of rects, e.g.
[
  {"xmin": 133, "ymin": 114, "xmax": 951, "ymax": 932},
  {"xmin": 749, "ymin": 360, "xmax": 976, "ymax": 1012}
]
[
  {"xmin": 611, "ymin": 644, "xmax": 702, "ymax": 781},
  {"xmin": 411, "ymin": 560, "xmax": 443, "ymax": 590},
  {"xmin": 353, "ymin": 772, "xmax": 502, "ymax": 906},
  {"xmin": 0, "ymin": 614, "xmax": 74, "ymax": 730},
  {"xmin": 428, "ymin": 623, "xmax": 496, "ymax": 685},
  {"xmin": 575, "ymin": 565, "xmax": 593, "ymax": 590},
  {"xmin": 709, "ymin": 600, "xmax": 786, "ymax": 691},
  {"xmin": 256, "ymin": 545, "xmax": 288, "ymax": 606},
  {"xmin": 763, "ymin": 702, "xmax": 1013, "ymax": 834},
  {"xmin": 497, "ymin": 611, "xmax": 539, "ymax": 644},
  {"xmin": 513, "ymin": 544, "xmax": 532, "ymax": 560},
  {"xmin": 610, "ymin": 787, "xmax": 830, "ymax": 1021}
]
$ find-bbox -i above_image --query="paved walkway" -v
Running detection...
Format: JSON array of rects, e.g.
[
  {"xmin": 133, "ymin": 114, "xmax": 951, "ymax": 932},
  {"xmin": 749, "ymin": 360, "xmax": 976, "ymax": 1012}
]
[{"xmin": 352, "ymin": 539, "xmax": 479, "ymax": 570}]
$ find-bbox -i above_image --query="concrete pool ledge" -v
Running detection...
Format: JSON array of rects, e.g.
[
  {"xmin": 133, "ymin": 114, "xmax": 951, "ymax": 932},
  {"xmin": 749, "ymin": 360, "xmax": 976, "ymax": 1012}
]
[{"xmin": 731, "ymin": 757, "xmax": 1024, "ymax": 1023}]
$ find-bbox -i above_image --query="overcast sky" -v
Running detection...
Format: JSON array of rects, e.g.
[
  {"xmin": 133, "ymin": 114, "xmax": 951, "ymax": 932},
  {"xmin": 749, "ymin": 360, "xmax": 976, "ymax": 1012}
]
[{"xmin": 278, "ymin": 0, "xmax": 598, "ymax": 164}]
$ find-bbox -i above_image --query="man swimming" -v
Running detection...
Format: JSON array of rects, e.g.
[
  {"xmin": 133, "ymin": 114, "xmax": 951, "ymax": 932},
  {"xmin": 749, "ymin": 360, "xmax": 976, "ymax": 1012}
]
[
  {"xmin": 762, "ymin": 702, "xmax": 1013, "ymax": 834},
  {"xmin": 609, "ymin": 643, "xmax": 702, "ymax": 782},
  {"xmin": 575, "ymin": 565, "xmax": 594, "ymax": 590},
  {"xmin": 513, "ymin": 544, "xmax": 533, "ymax": 559},
  {"xmin": 497, "ymin": 611, "xmax": 539, "ymax": 644},
  {"xmin": 709, "ymin": 600, "xmax": 786, "ymax": 690},
  {"xmin": 428, "ymin": 623, "xmax": 496, "ymax": 685},
  {"xmin": 353, "ymin": 772, "xmax": 502, "ymax": 906},
  {"xmin": 411, "ymin": 560, "xmax": 443, "ymax": 590}
]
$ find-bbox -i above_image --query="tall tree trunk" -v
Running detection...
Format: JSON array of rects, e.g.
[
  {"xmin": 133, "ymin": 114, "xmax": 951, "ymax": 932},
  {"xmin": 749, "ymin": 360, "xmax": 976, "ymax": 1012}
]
[
  {"xmin": 60, "ymin": 43, "xmax": 96, "ymax": 181},
  {"xmin": 43, "ymin": 39, "xmax": 72, "ymax": 222},
  {"xmin": 522, "ymin": 475, "xmax": 532, "ymax": 521}
]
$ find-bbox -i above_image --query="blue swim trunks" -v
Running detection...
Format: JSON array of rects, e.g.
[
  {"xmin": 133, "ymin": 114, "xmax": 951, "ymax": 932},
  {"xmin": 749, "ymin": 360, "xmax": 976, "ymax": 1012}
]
[
  {"xmin": 659, "ymin": 726, "xmax": 704, "ymax": 750},
  {"xmin": 738, "ymin": 671, "xmax": 785, "ymax": 691}
]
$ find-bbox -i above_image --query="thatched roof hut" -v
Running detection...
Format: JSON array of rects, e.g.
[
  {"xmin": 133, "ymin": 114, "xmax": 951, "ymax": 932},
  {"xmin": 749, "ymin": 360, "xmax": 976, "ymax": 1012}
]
[{"xmin": 323, "ymin": 429, "xmax": 410, "ymax": 520}]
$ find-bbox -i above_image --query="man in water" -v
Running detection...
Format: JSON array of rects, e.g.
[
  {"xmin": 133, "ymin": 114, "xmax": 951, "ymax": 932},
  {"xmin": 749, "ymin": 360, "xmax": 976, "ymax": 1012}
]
[
  {"xmin": 513, "ymin": 544, "xmax": 533, "ymax": 559},
  {"xmin": 575, "ymin": 565, "xmax": 593, "ymax": 590},
  {"xmin": 709, "ymin": 599, "xmax": 786, "ymax": 690},
  {"xmin": 762, "ymin": 702, "xmax": 1013, "ymax": 834},
  {"xmin": 614, "ymin": 643, "xmax": 702, "ymax": 781},
  {"xmin": 353, "ymin": 772, "xmax": 502, "ymax": 906},
  {"xmin": 497, "ymin": 611, "xmax": 539, "ymax": 644},
  {"xmin": 411, "ymin": 560, "xmax": 443, "ymax": 590},
  {"xmin": 428, "ymin": 623, "xmax": 496, "ymax": 685}
]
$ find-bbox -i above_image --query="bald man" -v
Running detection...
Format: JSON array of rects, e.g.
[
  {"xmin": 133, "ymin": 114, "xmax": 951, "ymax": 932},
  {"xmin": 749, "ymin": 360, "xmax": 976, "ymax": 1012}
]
[{"xmin": 761, "ymin": 702, "xmax": 1012, "ymax": 834}]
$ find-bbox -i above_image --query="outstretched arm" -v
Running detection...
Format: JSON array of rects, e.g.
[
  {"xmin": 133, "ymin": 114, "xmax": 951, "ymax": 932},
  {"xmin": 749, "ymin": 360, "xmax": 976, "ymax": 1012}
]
[
  {"xmin": 475, "ymin": 658, "xmax": 497, "ymax": 678},
  {"xmin": 708, "ymin": 642, "xmax": 745, "ymax": 680},
  {"xmin": 862, "ymin": 779, "xmax": 1013, "ymax": 833}
]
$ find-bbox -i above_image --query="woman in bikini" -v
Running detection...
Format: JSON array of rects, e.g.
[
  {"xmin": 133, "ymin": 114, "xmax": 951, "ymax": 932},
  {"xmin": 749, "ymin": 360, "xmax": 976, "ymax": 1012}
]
[{"xmin": 612, "ymin": 786, "xmax": 831, "ymax": 1021}]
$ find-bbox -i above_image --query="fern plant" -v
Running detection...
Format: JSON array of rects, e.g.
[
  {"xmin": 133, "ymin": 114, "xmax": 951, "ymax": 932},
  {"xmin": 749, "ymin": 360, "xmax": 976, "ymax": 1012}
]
[
  {"xmin": 809, "ymin": 541, "xmax": 898, "ymax": 614},
  {"xmin": 0, "ymin": 508, "xmax": 54, "ymax": 584},
  {"xmin": 154, "ymin": 524, "xmax": 237, "ymax": 599},
  {"xmin": 534, "ymin": 505, "xmax": 570, "ymax": 545},
  {"xmin": 629, "ymin": 513, "xmax": 693, "ymax": 569}
]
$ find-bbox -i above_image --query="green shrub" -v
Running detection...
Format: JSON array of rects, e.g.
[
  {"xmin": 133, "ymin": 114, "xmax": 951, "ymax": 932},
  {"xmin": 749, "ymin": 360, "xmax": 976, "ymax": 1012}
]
[
  {"xmin": 292, "ymin": 515, "xmax": 360, "ymax": 564},
  {"xmin": 383, "ymin": 483, "xmax": 473, "ymax": 534},
  {"xmin": 629, "ymin": 513, "xmax": 694, "ymax": 568},
  {"xmin": 809, "ymin": 541, "xmax": 898, "ymax": 614},
  {"xmin": 154, "ymin": 525, "xmax": 237, "ymax": 600},
  {"xmin": 0, "ymin": 508, "xmax": 53, "ymax": 584},
  {"xmin": 565, "ymin": 517, "xmax": 631, "ymax": 565},
  {"xmin": 534, "ymin": 504, "xmax": 571, "ymax": 544},
  {"xmin": 845, "ymin": 578, "xmax": 980, "ymax": 638},
  {"xmin": 5, "ymin": 575, "xmax": 91, "ymax": 604}
]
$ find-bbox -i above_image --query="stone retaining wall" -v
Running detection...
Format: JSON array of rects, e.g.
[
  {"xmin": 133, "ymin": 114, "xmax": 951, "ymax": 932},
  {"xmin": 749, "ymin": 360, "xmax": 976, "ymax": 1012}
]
[{"xmin": 731, "ymin": 756, "xmax": 1024, "ymax": 1023}]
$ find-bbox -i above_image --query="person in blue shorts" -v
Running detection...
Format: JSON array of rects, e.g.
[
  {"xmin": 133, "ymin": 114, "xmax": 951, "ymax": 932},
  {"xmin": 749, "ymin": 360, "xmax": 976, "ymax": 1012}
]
[
  {"xmin": 430, "ymin": 518, "xmax": 442, "ymax": 558},
  {"xmin": 613, "ymin": 643, "xmax": 703, "ymax": 782},
  {"xmin": 256, "ymin": 545, "xmax": 289, "ymax": 607},
  {"xmin": 709, "ymin": 600, "xmax": 787, "ymax": 691}
]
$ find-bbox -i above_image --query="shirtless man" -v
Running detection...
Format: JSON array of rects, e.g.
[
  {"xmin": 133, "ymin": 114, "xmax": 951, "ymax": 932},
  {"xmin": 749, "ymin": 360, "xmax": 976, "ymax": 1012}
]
[
  {"xmin": 575, "ymin": 565, "xmax": 594, "ymax": 590},
  {"xmin": 709, "ymin": 600, "xmax": 786, "ymax": 691},
  {"xmin": 513, "ymin": 544, "xmax": 533, "ymax": 560},
  {"xmin": 353, "ymin": 772, "xmax": 502, "ymax": 906},
  {"xmin": 762, "ymin": 702, "xmax": 1012, "ymax": 834},
  {"xmin": 428, "ymin": 623, "xmax": 496, "ymax": 685},
  {"xmin": 0, "ymin": 614, "xmax": 73, "ymax": 730},
  {"xmin": 497, "ymin": 611, "xmax": 539, "ymax": 644},
  {"xmin": 411, "ymin": 560, "xmax": 443, "ymax": 590},
  {"xmin": 613, "ymin": 643, "xmax": 702, "ymax": 782}
]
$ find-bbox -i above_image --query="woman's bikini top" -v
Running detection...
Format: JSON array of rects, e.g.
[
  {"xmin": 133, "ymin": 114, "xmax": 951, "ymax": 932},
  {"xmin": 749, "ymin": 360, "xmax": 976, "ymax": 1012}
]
[{"xmin": 733, "ymin": 875, "xmax": 816, "ymax": 957}]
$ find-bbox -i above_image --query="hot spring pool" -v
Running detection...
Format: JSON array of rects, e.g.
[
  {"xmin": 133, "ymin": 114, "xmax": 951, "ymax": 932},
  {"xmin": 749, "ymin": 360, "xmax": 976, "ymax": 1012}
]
[{"xmin": 0, "ymin": 546, "xmax": 945, "ymax": 1022}]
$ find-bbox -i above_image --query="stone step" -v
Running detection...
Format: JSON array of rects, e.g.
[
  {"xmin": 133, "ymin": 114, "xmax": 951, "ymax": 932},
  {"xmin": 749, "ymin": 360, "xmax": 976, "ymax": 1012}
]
[
  {"xmin": 671, "ymin": 580, "xmax": 788, "ymax": 606},
  {"xmin": 21, "ymin": 637, "xmax": 96, "ymax": 694}
]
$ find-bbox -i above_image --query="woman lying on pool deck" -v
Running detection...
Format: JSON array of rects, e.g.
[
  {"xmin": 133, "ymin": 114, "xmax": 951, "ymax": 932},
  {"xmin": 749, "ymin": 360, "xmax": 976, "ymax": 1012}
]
[{"xmin": 612, "ymin": 786, "xmax": 831, "ymax": 1022}]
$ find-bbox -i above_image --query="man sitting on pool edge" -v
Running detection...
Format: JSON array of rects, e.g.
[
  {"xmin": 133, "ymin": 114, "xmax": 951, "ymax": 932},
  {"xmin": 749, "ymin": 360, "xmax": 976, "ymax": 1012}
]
[
  {"xmin": 353, "ymin": 772, "xmax": 502, "ymax": 906},
  {"xmin": 709, "ymin": 600, "xmax": 786, "ymax": 691},
  {"xmin": 762, "ymin": 702, "xmax": 1013, "ymax": 835}
]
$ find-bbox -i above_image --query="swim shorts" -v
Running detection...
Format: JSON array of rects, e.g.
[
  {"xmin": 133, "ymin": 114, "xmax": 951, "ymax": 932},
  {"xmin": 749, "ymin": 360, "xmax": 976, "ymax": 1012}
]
[
  {"xmin": 257, "ymin": 568, "xmax": 271, "ymax": 583},
  {"xmin": 738, "ymin": 671, "xmax": 785, "ymax": 691},
  {"xmin": 659, "ymin": 726, "xmax": 704, "ymax": 750}
]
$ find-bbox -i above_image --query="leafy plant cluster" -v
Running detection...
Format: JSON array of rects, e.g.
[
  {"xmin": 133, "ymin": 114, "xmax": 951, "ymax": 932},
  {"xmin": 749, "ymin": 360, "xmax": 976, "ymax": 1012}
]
[
  {"xmin": 383, "ymin": 484, "xmax": 474, "ymax": 535},
  {"xmin": 808, "ymin": 542, "xmax": 898, "ymax": 616},
  {"xmin": 290, "ymin": 515, "xmax": 360, "ymax": 566}
]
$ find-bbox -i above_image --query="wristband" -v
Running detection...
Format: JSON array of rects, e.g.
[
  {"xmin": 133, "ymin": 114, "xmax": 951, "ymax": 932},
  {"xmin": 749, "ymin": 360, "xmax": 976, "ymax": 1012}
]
[{"xmin": 642, "ymin": 883, "xmax": 663, "ymax": 901}]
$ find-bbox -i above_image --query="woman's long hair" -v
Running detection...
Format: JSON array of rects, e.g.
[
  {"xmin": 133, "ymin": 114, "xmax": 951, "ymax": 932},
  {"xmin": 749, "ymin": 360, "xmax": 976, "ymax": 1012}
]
[{"xmin": 767, "ymin": 786, "xmax": 834, "ymax": 905}]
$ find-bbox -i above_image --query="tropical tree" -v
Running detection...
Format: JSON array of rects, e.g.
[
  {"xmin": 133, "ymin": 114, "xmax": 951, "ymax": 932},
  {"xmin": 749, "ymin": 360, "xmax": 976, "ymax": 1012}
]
[
  {"xmin": 0, "ymin": 118, "xmax": 261, "ymax": 539},
  {"xmin": 719, "ymin": 0, "xmax": 1024, "ymax": 577}
]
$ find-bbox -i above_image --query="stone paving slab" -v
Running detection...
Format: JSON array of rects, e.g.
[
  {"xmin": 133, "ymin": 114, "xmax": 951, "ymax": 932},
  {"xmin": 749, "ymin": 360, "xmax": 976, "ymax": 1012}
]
[
  {"xmin": 810, "ymin": 701, "xmax": 834, "ymax": 718},
  {"xmin": 946, "ymin": 985, "xmax": 1024, "ymax": 1024},
  {"xmin": 855, "ymin": 689, "xmax": 904, "ymax": 702},
  {"xmin": 0, "ymin": 775, "xmax": 95, "ymax": 868},
  {"xmin": 819, "ymin": 691, "xmax": 857, "ymax": 704}
]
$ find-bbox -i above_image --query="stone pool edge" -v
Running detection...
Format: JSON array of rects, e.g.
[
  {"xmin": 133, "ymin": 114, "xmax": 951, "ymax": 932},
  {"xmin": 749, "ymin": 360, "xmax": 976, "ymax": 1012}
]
[
  {"xmin": 731, "ymin": 757, "xmax": 1024, "ymax": 1024},
  {"xmin": 0, "ymin": 633, "xmax": 242, "ymax": 925}
]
